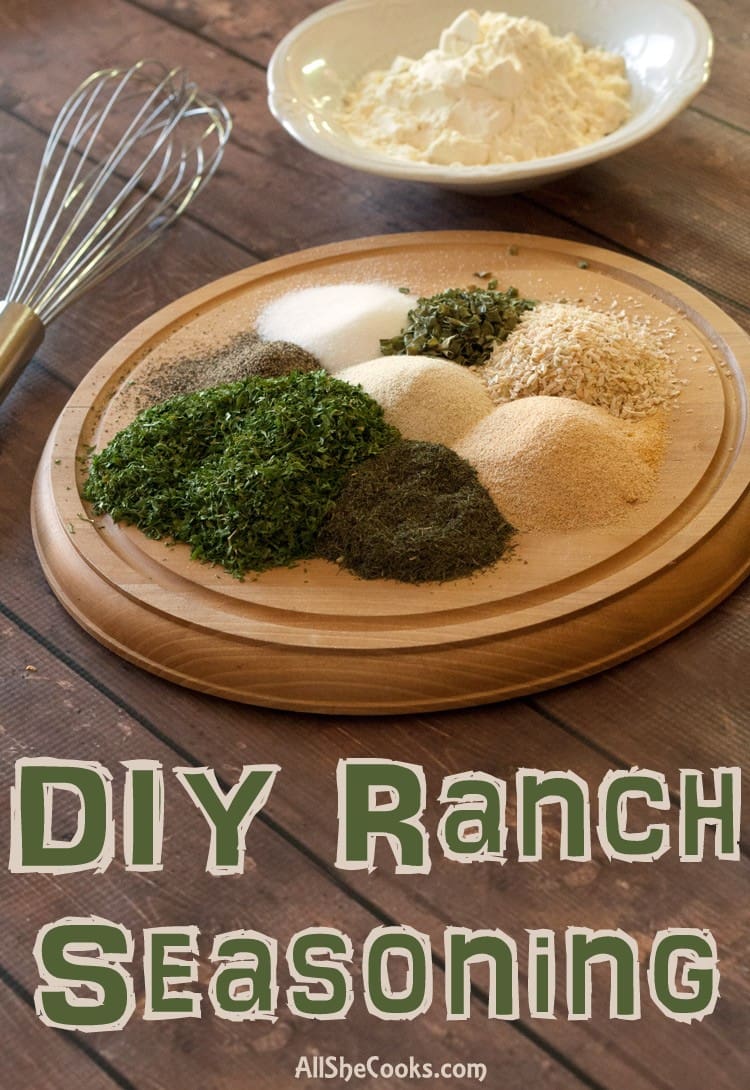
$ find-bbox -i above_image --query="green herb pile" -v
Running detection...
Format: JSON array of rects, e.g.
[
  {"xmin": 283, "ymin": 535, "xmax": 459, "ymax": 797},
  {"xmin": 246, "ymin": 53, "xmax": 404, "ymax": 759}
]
[
  {"xmin": 84, "ymin": 371, "xmax": 398, "ymax": 577},
  {"xmin": 316, "ymin": 440, "xmax": 515, "ymax": 583},
  {"xmin": 380, "ymin": 285, "xmax": 535, "ymax": 367}
]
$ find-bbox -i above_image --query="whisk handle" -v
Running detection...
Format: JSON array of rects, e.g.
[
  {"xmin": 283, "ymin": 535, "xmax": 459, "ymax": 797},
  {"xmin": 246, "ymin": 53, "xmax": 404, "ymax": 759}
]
[{"xmin": 0, "ymin": 302, "xmax": 45, "ymax": 409}]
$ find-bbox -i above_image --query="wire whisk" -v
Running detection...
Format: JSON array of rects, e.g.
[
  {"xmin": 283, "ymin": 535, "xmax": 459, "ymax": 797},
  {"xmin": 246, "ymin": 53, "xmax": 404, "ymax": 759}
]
[{"xmin": 0, "ymin": 59, "xmax": 232, "ymax": 408}]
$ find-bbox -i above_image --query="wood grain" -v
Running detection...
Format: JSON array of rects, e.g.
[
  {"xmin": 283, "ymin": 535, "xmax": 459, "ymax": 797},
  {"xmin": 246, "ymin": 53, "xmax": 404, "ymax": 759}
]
[
  {"xmin": 1, "ymin": 0, "xmax": 747, "ymax": 1087},
  {"xmin": 130, "ymin": 0, "xmax": 750, "ymax": 132},
  {"xmin": 0, "ymin": 619, "xmax": 592, "ymax": 1090},
  {"xmin": 0, "ymin": 983, "xmax": 121, "ymax": 1090},
  {"xmin": 0, "ymin": 0, "xmax": 747, "ymax": 311},
  {"xmin": 3, "ymin": 604, "xmax": 748, "ymax": 1090},
  {"xmin": 0, "ymin": 111, "xmax": 255, "ymax": 405},
  {"xmin": 31, "ymin": 232, "xmax": 750, "ymax": 711}
]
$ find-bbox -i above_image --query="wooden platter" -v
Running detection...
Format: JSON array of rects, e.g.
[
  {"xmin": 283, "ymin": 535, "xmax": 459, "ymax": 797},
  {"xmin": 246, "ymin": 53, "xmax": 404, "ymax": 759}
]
[{"xmin": 31, "ymin": 231, "xmax": 750, "ymax": 714}]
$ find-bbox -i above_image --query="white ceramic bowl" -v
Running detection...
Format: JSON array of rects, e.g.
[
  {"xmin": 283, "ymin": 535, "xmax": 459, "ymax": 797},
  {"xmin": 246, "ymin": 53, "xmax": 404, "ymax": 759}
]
[{"xmin": 267, "ymin": 0, "xmax": 713, "ymax": 194}]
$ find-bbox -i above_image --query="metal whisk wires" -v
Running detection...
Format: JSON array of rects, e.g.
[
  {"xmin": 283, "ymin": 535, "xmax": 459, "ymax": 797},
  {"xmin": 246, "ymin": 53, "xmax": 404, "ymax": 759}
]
[{"xmin": 6, "ymin": 60, "xmax": 232, "ymax": 325}]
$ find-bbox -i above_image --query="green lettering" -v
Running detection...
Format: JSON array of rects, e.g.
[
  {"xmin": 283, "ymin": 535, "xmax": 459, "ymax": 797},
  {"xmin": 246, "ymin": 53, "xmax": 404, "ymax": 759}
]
[
  {"xmin": 365, "ymin": 929, "xmax": 430, "ymax": 1019},
  {"xmin": 680, "ymin": 770, "xmax": 739, "ymax": 859},
  {"xmin": 530, "ymin": 931, "xmax": 555, "ymax": 1018},
  {"xmin": 518, "ymin": 771, "xmax": 590, "ymax": 860},
  {"xmin": 210, "ymin": 932, "xmax": 276, "ymax": 1019},
  {"xmin": 439, "ymin": 776, "xmax": 504, "ymax": 859},
  {"xmin": 34, "ymin": 918, "xmax": 133, "ymax": 1030},
  {"xmin": 649, "ymin": 931, "xmax": 718, "ymax": 1021},
  {"xmin": 446, "ymin": 929, "xmax": 517, "ymax": 1019},
  {"xmin": 338, "ymin": 760, "xmax": 428, "ymax": 872},
  {"xmin": 568, "ymin": 930, "xmax": 639, "ymax": 1019},
  {"xmin": 603, "ymin": 772, "xmax": 668, "ymax": 859},
  {"xmin": 145, "ymin": 928, "xmax": 200, "ymax": 1018},
  {"xmin": 176, "ymin": 766, "xmax": 279, "ymax": 874},
  {"xmin": 13, "ymin": 760, "xmax": 112, "ymax": 873},
  {"xmin": 124, "ymin": 762, "xmax": 163, "ymax": 869},
  {"xmin": 287, "ymin": 930, "xmax": 352, "ymax": 1019}
]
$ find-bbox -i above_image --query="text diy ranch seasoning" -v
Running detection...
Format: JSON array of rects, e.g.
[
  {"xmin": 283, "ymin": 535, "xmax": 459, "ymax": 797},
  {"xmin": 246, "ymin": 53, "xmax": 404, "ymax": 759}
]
[{"xmin": 8, "ymin": 758, "xmax": 741, "ymax": 1029}]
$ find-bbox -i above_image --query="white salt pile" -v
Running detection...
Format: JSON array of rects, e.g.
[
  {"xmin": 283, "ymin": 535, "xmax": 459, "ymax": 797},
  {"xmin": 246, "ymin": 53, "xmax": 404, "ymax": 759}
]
[
  {"xmin": 256, "ymin": 284, "xmax": 412, "ymax": 373},
  {"xmin": 481, "ymin": 302, "xmax": 680, "ymax": 420},
  {"xmin": 338, "ymin": 355, "xmax": 494, "ymax": 446},
  {"xmin": 455, "ymin": 396, "xmax": 665, "ymax": 531}
]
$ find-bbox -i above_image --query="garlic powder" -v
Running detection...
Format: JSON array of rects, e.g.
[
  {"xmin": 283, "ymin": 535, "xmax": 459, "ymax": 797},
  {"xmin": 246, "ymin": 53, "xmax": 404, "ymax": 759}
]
[{"xmin": 336, "ymin": 9, "xmax": 631, "ymax": 166}]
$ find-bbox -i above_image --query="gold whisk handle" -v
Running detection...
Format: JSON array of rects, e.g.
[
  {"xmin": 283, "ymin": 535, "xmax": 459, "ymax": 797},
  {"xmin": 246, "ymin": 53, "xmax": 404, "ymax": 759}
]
[{"xmin": 0, "ymin": 302, "xmax": 45, "ymax": 409}]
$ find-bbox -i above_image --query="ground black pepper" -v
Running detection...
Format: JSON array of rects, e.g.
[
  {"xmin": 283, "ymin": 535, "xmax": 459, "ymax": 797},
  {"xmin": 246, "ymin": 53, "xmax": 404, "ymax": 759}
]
[
  {"xmin": 138, "ymin": 333, "xmax": 321, "ymax": 406},
  {"xmin": 244, "ymin": 340, "xmax": 320, "ymax": 377}
]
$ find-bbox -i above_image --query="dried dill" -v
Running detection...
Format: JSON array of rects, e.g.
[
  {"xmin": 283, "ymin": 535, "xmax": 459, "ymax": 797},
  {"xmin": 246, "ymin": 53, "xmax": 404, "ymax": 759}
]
[
  {"xmin": 84, "ymin": 371, "xmax": 398, "ymax": 577},
  {"xmin": 317, "ymin": 440, "xmax": 514, "ymax": 583},
  {"xmin": 380, "ymin": 285, "xmax": 534, "ymax": 368}
]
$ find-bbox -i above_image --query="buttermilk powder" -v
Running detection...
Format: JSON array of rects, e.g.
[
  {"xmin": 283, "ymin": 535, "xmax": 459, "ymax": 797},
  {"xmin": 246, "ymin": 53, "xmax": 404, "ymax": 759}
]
[{"xmin": 336, "ymin": 9, "xmax": 631, "ymax": 167}]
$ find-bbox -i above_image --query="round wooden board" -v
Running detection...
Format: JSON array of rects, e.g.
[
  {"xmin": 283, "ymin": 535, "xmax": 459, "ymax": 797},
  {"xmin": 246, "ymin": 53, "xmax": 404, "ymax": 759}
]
[{"xmin": 32, "ymin": 231, "xmax": 750, "ymax": 714}]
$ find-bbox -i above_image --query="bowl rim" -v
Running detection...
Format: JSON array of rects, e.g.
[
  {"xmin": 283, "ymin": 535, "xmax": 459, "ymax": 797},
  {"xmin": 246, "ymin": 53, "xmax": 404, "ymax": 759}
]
[{"xmin": 267, "ymin": 0, "xmax": 714, "ymax": 186}]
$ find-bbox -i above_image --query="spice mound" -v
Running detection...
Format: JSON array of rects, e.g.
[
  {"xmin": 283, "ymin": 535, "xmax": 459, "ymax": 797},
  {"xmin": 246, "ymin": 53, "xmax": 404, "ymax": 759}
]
[
  {"xmin": 338, "ymin": 355, "xmax": 494, "ymax": 447},
  {"xmin": 482, "ymin": 302, "xmax": 680, "ymax": 419},
  {"xmin": 317, "ymin": 440, "xmax": 514, "ymax": 583},
  {"xmin": 381, "ymin": 284, "xmax": 534, "ymax": 367},
  {"xmin": 138, "ymin": 333, "xmax": 321, "ymax": 406},
  {"xmin": 236, "ymin": 339, "xmax": 321, "ymax": 378},
  {"xmin": 256, "ymin": 284, "xmax": 412, "ymax": 372},
  {"xmin": 455, "ymin": 396, "xmax": 665, "ymax": 532},
  {"xmin": 84, "ymin": 371, "xmax": 398, "ymax": 577},
  {"xmin": 336, "ymin": 9, "xmax": 631, "ymax": 167}
]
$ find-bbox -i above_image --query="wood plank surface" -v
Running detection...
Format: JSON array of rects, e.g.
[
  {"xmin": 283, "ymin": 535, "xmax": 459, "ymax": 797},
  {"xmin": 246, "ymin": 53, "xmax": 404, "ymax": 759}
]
[
  {"xmin": 1, "ymin": 1, "xmax": 747, "ymax": 1088},
  {"xmin": 3, "ymin": 592, "xmax": 748, "ymax": 1090},
  {"xmin": 131, "ymin": 0, "xmax": 750, "ymax": 132},
  {"xmin": 1, "ymin": 0, "xmax": 748, "ymax": 310},
  {"xmin": 2, "ymin": 359, "xmax": 747, "ymax": 1088},
  {"xmin": 0, "ymin": 981, "xmax": 123, "ymax": 1090},
  {"xmin": 0, "ymin": 620, "xmax": 591, "ymax": 1090}
]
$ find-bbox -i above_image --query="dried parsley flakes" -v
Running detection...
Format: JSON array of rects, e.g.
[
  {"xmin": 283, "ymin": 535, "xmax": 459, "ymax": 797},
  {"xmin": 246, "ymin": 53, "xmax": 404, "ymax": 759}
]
[
  {"xmin": 317, "ymin": 440, "xmax": 515, "ymax": 583},
  {"xmin": 380, "ymin": 285, "xmax": 535, "ymax": 367},
  {"xmin": 84, "ymin": 371, "xmax": 399, "ymax": 577}
]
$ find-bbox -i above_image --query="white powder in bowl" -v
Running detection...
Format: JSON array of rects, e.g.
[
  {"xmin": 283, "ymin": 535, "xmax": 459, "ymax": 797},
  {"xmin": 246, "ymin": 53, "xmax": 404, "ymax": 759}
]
[
  {"xmin": 256, "ymin": 284, "xmax": 412, "ymax": 372},
  {"xmin": 337, "ymin": 9, "xmax": 631, "ymax": 167},
  {"xmin": 338, "ymin": 354, "xmax": 494, "ymax": 446}
]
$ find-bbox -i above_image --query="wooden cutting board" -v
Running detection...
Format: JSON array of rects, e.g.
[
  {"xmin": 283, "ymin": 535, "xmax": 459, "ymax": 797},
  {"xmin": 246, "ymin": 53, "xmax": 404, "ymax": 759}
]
[{"xmin": 31, "ymin": 231, "xmax": 750, "ymax": 713}]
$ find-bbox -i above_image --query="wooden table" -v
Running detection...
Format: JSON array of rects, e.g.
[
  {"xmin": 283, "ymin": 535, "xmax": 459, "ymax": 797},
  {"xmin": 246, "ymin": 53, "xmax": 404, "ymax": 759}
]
[{"xmin": 1, "ymin": 2, "xmax": 747, "ymax": 1087}]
